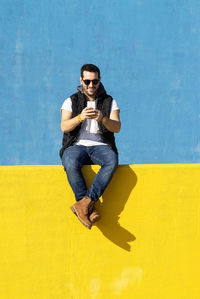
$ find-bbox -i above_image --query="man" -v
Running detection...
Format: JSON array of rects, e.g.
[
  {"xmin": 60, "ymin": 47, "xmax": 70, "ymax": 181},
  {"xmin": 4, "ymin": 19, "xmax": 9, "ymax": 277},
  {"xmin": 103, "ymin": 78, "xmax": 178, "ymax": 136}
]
[{"xmin": 60, "ymin": 64, "xmax": 121, "ymax": 229}]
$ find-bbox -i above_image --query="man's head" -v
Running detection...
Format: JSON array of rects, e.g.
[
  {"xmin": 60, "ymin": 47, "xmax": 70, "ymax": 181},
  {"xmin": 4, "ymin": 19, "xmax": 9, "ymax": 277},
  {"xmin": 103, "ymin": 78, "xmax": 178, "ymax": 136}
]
[{"xmin": 80, "ymin": 64, "xmax": 101, "ymax": 98}]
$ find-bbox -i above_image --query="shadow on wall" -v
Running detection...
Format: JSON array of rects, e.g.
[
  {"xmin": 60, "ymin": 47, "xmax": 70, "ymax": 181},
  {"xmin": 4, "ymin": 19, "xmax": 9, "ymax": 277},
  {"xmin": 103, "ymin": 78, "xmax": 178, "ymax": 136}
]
[{"xmin": 83, "ymin": 165, "xmax": 137, "ymax": 251}]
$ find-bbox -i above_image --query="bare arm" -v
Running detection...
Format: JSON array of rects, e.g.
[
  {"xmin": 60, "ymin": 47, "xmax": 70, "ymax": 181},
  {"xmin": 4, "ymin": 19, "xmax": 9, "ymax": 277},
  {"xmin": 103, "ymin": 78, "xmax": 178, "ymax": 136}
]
[
  {"xmin": 60, "ymin": 107, "xmax": 97, "ymax": 133},
  {"xmin": 60, "ymin": 110, "xmax": 79, "ymax": 133},
  {"xmin": 94, "ymin": 109, "xmax": 121, "ymax": 133},
  {"xmin": 102, "ymin": 109, "xmax": 121, "ymax": 133}
]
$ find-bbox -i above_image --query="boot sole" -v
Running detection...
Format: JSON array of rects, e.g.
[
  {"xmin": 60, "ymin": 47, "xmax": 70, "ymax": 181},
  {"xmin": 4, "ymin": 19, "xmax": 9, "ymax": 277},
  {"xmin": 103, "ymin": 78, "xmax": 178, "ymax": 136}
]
[
  {"xmin": 90, "ymin": 214, "xmax": 101, "ymax": 223},
  {"xmin": 70, "ymin": 205, "xmax": 92, "ymax": 230}
]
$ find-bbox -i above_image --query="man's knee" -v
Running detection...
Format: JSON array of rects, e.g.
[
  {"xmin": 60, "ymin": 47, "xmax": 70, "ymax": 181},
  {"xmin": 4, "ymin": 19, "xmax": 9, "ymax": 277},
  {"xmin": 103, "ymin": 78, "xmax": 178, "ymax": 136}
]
[
  {"xmin": 110, "ymin": 156, "xmax": 118, "ymax": 171},
  {"xmin": 62, "ymin": 151, "xmax": 80, "ymax": 171},
  {"xmin": 105, "ymin": 154, "xmax": 118, "ymax": 172}
]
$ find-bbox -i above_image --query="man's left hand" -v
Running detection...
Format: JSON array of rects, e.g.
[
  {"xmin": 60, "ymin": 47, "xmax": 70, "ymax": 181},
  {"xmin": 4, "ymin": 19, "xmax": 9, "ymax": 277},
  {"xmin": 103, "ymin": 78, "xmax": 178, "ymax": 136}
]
[{"xmin": 93, "ymin": 109, "xmax": 103, "ymax": 122}]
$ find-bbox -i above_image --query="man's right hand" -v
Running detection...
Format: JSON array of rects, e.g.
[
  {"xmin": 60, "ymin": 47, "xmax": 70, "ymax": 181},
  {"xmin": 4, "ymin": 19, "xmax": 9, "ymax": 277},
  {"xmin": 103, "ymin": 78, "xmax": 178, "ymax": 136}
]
[
  {"xmin": 61, "ymin": 107, "xmax": 100, "ymax": 133},
  {"xmin": 80, "ymin": 107, "xmax": 96, "ymax": 121}
]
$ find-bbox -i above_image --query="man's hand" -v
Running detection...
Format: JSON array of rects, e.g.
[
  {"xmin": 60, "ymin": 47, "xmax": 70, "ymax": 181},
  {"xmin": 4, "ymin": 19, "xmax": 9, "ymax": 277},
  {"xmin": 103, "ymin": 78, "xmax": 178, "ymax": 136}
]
[
  {"xmin": 80, "ymin": 107, "xmax": 96, "ymax": 121},
  {"xmin": 93, "ymin": 109, "xmax": 103, "ymax": 122},
  {"xmin": 80, "ymin": 107, "xmax": 103, "ymax": 122}
]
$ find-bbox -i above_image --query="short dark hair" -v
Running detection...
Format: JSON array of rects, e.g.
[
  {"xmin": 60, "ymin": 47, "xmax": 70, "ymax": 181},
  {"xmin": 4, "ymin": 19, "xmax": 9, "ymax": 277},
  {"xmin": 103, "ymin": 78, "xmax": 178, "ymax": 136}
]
[{"xmin": 80, "ymin": 64, "xmax": 100, "ymax": 78}]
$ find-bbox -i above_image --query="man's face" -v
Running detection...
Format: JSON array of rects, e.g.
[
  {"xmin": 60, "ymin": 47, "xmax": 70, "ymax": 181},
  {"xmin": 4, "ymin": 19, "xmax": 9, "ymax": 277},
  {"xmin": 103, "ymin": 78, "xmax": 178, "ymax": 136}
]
[{"xmin": 80, "ymin": 71, "xmax": 101, "ymax": 98}]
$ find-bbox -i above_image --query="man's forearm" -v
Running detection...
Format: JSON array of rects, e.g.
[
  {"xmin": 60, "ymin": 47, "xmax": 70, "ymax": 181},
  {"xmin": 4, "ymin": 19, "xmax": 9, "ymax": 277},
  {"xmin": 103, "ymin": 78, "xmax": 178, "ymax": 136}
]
[
  {"xmin": 61, "ymin": 115, "xmax": 81, "ymax": 133},
  {"xmin": 101, "ymin": 117, "xmax": 121, "ymax": 133}
]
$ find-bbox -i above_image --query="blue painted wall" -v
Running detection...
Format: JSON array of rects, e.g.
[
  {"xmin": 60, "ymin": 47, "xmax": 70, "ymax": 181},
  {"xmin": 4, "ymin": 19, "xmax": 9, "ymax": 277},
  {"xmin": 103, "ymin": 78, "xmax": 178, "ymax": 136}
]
[{"xmin": 1, "ymin": 0, "xmax": 200, "ymax": 165}]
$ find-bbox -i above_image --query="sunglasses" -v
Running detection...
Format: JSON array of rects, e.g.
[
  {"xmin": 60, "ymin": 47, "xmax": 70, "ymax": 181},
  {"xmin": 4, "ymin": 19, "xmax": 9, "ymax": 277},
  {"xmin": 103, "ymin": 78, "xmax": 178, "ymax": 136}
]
[{"xmin": 82, "ymin": 79, "xmax": 99, "ymax": 85}]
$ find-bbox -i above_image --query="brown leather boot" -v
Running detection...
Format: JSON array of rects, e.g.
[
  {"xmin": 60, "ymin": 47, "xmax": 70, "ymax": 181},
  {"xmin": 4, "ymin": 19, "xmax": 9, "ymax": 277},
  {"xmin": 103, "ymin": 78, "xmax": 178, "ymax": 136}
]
[
  {"xmin": 89, "ymin": 202, "xmax": 101, "ymax": 224},
  {"xmin": 70, "ymin": 196, "xmax": 93, "ymax": 229}
]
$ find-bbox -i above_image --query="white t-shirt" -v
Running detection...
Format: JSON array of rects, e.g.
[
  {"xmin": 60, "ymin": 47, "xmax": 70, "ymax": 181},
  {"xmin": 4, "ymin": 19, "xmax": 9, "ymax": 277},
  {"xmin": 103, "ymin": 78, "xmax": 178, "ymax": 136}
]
[{"xmin": 61, "ymin": 97, "xmax": 119, "ymax": 146}]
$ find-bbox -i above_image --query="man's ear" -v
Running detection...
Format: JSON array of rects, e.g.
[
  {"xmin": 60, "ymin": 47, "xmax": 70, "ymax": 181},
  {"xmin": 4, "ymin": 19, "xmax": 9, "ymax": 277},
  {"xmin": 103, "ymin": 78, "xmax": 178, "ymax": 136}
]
[{"xmin": 80, "ymin": 76, "xmax": 83, "ymax": 84}]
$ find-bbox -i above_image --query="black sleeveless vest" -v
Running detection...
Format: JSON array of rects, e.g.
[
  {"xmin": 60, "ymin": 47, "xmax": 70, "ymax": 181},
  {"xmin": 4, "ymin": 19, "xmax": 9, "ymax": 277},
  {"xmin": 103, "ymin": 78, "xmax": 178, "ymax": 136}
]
[{"xmin": 59, "ymin": 84, "xmax": 118, "ymax": 158}]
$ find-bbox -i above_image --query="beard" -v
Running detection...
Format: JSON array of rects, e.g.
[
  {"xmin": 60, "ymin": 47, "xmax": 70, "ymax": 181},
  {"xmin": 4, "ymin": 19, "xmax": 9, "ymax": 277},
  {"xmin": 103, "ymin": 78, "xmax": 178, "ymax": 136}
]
[{"xmin": 83, "ymin": 85, "xmax": 98, "ymax": 98}]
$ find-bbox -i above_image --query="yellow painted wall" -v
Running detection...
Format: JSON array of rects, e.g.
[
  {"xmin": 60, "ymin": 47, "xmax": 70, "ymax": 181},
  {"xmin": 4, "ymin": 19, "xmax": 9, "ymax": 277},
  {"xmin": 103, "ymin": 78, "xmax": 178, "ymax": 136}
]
[{"xmin": 0, "ymin": 164, "xmax": 200, "ymax": 299}]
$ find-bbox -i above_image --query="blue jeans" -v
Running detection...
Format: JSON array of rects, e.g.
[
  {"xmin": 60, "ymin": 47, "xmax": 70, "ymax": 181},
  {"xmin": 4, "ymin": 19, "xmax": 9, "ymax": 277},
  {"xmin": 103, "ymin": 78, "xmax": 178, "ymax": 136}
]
[{"xmin": 62, "ymin": 145, "xmax": 118, "ymax": 202}]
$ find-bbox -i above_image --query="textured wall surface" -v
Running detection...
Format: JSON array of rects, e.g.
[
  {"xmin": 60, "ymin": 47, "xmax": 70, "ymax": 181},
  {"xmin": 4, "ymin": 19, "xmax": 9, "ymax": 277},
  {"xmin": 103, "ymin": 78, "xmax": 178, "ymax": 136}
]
[
  {"xmin": 0, "ymin": 164, "xmax": 200, "ymax": 298},
  {"xmin": 1, "ymin": 0, "xmax": 200, "ymax": 165}
]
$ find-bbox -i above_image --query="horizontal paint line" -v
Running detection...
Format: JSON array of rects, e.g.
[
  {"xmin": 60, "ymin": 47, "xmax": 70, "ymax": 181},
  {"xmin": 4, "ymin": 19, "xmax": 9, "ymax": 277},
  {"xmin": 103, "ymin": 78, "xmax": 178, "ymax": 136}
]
[{"xmin": 0, "ymin": 163, "xmax": 200, "ymax": 169}]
